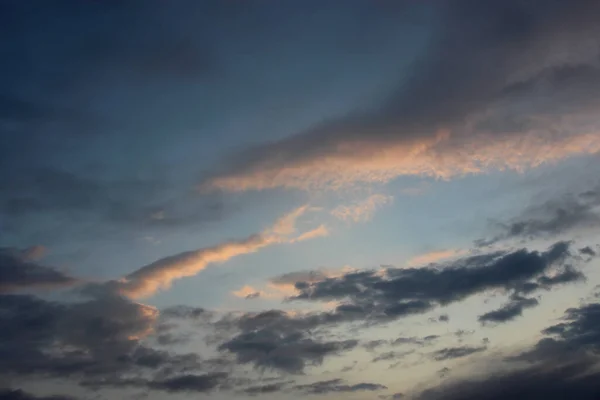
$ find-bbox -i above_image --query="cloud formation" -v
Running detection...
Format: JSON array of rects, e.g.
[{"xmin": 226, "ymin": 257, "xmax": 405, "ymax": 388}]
[
  {"xmin": 418, "ymin": 298, "xmax": 600, "ymax": 400},
  {"xmin": 290, "ymin": 242, "xmax": 579, "ymax": 321},
  {"xmin": 202, "ymin": 0, "xmax": 600, "ymax": 193},
  {"xmin": 331, "ymin": 194, "xmax": 392, "ymax": 223},
  {"xmin": 0, "ymin": 247, "xmax": 78, "ymax": 293},
  {"xmin": 112, "ymin": 205, "xmax": 325, "ymax": 299}
]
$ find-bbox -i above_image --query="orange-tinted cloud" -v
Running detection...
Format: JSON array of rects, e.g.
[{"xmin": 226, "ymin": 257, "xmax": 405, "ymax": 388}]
[
  {"xmin": 203, "ymin": 129, "xmax": 600, "ymax": 192},
  {"xmin": 332, "ymin": 194, "xmax": 392, "ymax": 223},
  {"xmin": 116, "ymin": 206, "xmax": 327, "ymax": 299},
  {"xmin": 407, "ymin": 249, "xmax": 466, "ymax": 267}
]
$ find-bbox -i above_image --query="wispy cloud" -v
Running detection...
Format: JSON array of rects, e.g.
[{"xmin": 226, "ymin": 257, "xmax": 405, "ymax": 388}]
[
  {"xmin": 332, "ymin": 194, "xmax": 393, "ymax": 223},
  {"xmin": 115, "ymin": 206, "xmax": 326, "ymax": 299},
  {"xmin": 407, "ymin": 249, "xmax": 466, "ymax": 267}
]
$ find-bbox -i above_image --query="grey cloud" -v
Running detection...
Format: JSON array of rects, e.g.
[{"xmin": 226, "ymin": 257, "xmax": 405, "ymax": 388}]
[
  {"xmin": 418, "ymin": 359, "xmax": 600, "ymax": 400},
  {"xmin": 290, "ymin": 242, "xmax": 575, "ymax": 321},
  {"xmin": 0, "ymin": 389, "xmax": 76, "ymax": 400},
  {"xmin": 293, "ymin": 379, "xmax": 387, "ymax": 395},
  {"xmin": 478, "ymin": 295, "xmax": 539, "ymax": 324},
  {"xmin": 218, "ymin": 329, "xmax": 357, "ymax": 374},
  {"xmin": 580, "ymin": 246, "xmax": 597, "ymax": 257},
  {"xmin": 242, "ymin": 382, "xmax": 288, "ymax": 396},
  {"xmin": 147, "ymin": 373, "xmax": 227, "ymax": 393},
  {"xmin": 392, "ymin": 335, "xmax": 439, "ymax": 347},
  {"xmin": 418, "ymin": 298, "xmax": 600, "ymax": 400},
  {"xmin": 0, "ymin": 247, "xmax": 78, "ymax": 293},
  {"xmin": 0, "ymin": 292, "xmax": 213, "ymax": 392},
  {"xmin": 432, "ymin": 346, "xmax": 487, "ymax": 361},
  {"xmin": 0, "ymin": 167, "xmax": 226, "ymax": 242},
  {"xmin": 484, "ymin": 187, "xmax": 600, "ymax": 244},
  {"xmin": 373, "ymin": 351, "xmax": 413, "ymax": 363},
  {"xmin": 380, "ymin": 393, "xmax": 405, "ymax": 400}
]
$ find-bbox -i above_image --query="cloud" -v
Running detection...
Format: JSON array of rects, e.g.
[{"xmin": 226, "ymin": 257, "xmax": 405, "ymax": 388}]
[
  {"xmin": 146, "ymin": 373, "xmax": 227, "ymax": 393},
  {"xmin": 331, "ymin": 194, "xmax": 392, "ymax": 223},
  {"xmin": 0, "ymin": 168, "xmax": 227, "ymax": 242},
  {"xmin": 111, "ymin": 205, "xmax": 325, "ymax": 299},
  {"xmin": 478, "ymin": 295, "xmax": 539, "ymax": 324},
  {"xmin": 291, "ymin": 224, "xmax": 329, "ymax": 242},
  {"xmin": 218, "ymin": 328, "xmax": 357, "ymax": 374},
  {"xmin": 0, "ymin": 389, "xmax": 76, "ymax": 400},
  {"xmin": 293, "ymin": 379, "xmax": 387, "ymax": 394},
  {"xmin": 417, "ymin": 298, "xmax": 600, "ymax": 400},
  {"xmin": 232, "ymin": 285, "xmax": 262, "ymax": 300},
  {"xmin": 242, "ymin": 382, "xmax": 289, "ymax": 396},
  {"xmin": 201, "ymin": 1, "xmax": 600, "ymax": 193},
  {"xmin": 407, "ymin": 249, "xmax": 466, "ymax": 267},
  {"xmin": 380, "ymin": 392, "xmax": 405, "ymax": 400},
  {"xmin": 0, "ymin": 247, "xmax": 79, "ymax": 293},
  {"xmin": 290, "ymin": 242, "xmax": 578, "ymax": 318},
  {"xmin": 482, "ymin": 187, "xmax": 600, "ymax": 244},
  {"xmin": 431, "ymin": 346, "xmax": 487, "ymax": 361},
  {"xmin": 373, "ymin": 351, "xmax": 414, "ymax": 363}
]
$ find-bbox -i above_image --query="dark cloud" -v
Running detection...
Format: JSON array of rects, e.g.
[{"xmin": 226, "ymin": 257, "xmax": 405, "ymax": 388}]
[
  {"xmin": 392, "ymin": 335, "xmax": 439, "ymax": 347},
  {"xmin": 373, "ymin": 351, "xmax": 413, "ymax": 363},
  {"xmin": 0, "ymin": 247, "xmax": 78, "ymax": 293},
  {"xmin": 483, "ymin": 188, "xmax": 600, "ymax": 244},
  {"xmin": 0, "ymin": 167, "xmax": 226, "ymax": 242},
  {"xmin": 289, "ymin": 242, "xmax": 576, "ymax": 321},
  {"xmin": 245, "ymin": 291, "xmax": 261, "ymax": 300},
  {"xmin": 147, "ymin": 373, "xmax": 227, "ymax": 393},
  {"xmin": 242, "ymin": 382, "xmax": 288, "ymax": 396},
  {"xmin": 418, "ymin": 359, "xmax": 600, "ymax": 400},
  {"xmin": 432, "ymin": 346, "xmax": 487, "ymax": 361},
  {"xmin": 418, "ymin": 298, "xmax": 600, "ymax": 400},
  {"xmin": 0, "ymin": 389, "xmax": 76, "ymax": 400},
  {"xmin": 0, "ymin": 292, "xmax": 218, "ymax": 393},
  {"xmin": 218, "ymin": 329, "xmax": 357, "ymax": 374},
  {"xmin": 478, "ymin": 295, "xmax": 539, "ymax": 324},
  {"xmin": 580, "ymin": 246, "xmax": 597, "ymax": 257},
  {"xmin": 380, "ymin": 393, "xmax": 405, "ymax": 400},
  {"xmin": 293, "ymin": 379, "xmax": 387, "ymax": 395}
]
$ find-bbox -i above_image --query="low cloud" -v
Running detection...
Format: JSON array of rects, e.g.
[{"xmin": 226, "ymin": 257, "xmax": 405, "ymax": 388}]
[
  {"xmin": 0, "ymin": 389, "xmax": 76, "ymax": 400},
  {"xmin": 417, "ymin": 298, "xmax": 600, "ymax": 400},
  {"xmin": 432, "ymin": 346, "xmax": 487, "ymax": 361},
  {"xmin": 0, "ymin": 247, "xmax": 79, "ymax": 293},
  {"xmin": 293, "ymin": 379, "xmax": 387, "ymax": 395},
  {"xmin": 482, "ymin": 187, "xmax": 600, "ymax": 244},
  {"xmin": 289, "ymin": 242, "xmax": 579, "ymax": 322},
  {"xmin": 478, "ymin": 295, "xmax": 539, "ymax": 324}
]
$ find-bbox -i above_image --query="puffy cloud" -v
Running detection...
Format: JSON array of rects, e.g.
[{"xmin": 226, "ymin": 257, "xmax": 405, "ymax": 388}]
[
  {"xmin": 478, "ymin": 295, "xmax": 539, "ymax": 324},
  {"xmin": 0, "ymin": 247, "xmax": 79, "ymax": 293},
  {"xmin": 218, "ymin": 329, "xmax": 357, "ymax": 374}
]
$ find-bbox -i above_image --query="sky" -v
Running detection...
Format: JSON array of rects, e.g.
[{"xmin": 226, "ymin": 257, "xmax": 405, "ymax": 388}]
[{"xmin": 1, "ymin": 1, "xmax": 600, "ymax": 399}]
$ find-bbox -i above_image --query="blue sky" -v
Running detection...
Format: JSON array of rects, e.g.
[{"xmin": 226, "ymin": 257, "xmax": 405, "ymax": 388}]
[{"xmin": 2, "ymin": 1, "xmax": 600, "ymax": 400}]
